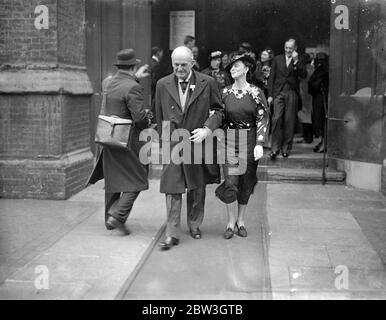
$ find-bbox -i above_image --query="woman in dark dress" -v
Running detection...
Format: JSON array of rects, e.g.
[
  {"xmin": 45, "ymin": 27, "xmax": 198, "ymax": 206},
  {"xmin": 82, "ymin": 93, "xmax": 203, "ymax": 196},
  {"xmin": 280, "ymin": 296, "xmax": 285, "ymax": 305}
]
[
  {"xmin": 201, "ymin": 51, "xmax": 232, "ymax": 90},
  {"xmin": 254, "ymin": 48, "xmax": 274, "ymax": 98},
  {"xmin": 309, "ymin": 52, "xmax": 329, "ymax": 152},
  {"xmin": 215, "ymin": 54, "xmax": 269, "ymax": 239}
]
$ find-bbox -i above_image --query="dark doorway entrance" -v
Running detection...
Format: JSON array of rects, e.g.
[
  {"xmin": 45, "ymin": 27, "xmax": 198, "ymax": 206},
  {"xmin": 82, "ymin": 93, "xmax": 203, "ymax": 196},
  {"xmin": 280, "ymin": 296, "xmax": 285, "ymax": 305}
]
[
  {"xmin": 85, "ymin": 0, "xmax": 152, "ymax": 154},
  {"xmin": 152, "ymin": 0, "xmax": 331, "ymax": 73}
]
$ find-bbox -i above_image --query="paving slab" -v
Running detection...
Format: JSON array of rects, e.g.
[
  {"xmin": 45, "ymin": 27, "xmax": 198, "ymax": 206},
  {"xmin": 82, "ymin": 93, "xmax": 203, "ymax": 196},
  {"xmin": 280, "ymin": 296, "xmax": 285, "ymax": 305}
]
[
  {"xmin": 0, "ymin": 198, "xmax": 98, "ymax": 284},
  {"xmin": 0, "ymin": 180, "xmax": 165, "ymax": 300},
  {"xmin": 266, "ymin": 184, "xmax": 386, "ymax": 300},
  {"xmin": 122, "ymin": 184, "xmax": 270, "ymax": 300}
]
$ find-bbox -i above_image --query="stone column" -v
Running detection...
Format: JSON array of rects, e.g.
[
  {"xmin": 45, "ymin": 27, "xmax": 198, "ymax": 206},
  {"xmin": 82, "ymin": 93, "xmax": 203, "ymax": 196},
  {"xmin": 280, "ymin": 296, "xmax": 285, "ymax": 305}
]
[{"xmin": 0, "ymin": 0, "xmax": 94, "ymax": 200}]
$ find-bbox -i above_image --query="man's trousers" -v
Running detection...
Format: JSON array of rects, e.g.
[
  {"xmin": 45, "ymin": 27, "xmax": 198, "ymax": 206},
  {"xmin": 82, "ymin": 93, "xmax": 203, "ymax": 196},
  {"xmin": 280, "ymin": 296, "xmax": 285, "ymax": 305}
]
[
  {"xmin": 165, "ymin": 186, "xmax": 206, "ymax": 238},
  {"xmin": 271, "ymin": 89, "xmax": 299, "ymax": 154},
  {"xmin": 105, "ymin": 191, "xmax": 140, "ymax": 225}
]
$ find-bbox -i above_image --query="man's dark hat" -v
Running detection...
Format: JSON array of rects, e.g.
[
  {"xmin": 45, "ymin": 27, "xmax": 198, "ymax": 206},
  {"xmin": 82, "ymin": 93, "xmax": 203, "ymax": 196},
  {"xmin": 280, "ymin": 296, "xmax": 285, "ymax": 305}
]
[
  {"xmin": 315, "ymin": 52, "xmax": 329, "ymax": 61},
  {"xmin": 225, "ymin": 53, "xmax": 257, "ymax": 73},
  {"xmin": 114, "ymin": 49, "xmax": 141, "ymax": 66},
  {"xmin": 240, "ymin": 42, "xmax": 252, "ymax": 51}
]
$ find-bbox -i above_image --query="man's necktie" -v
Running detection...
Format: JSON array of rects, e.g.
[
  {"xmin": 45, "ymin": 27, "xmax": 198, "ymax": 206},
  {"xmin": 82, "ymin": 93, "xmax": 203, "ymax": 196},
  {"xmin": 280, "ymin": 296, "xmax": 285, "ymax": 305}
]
[{"xmin": 180, "ymin": 80, "xmax": 189, "ymax": 94}]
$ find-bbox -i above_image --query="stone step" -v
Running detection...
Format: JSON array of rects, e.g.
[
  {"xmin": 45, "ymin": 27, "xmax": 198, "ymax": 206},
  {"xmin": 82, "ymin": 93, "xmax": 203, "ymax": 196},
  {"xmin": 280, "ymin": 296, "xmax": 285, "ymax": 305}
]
[
  {"xmin": 147, "ymin": 143, "xmax": 333, "ymax": 170},
  {"xmin": 149, "ymin": 165, "xmax": 346, "ymax": 185},
  {"xmin": 257, "ymin": 167, "xmax": 346, "ymax": 184},
  {"xmin": 259, "ymin": 154, "xmax": 332, "ymax": 169}
]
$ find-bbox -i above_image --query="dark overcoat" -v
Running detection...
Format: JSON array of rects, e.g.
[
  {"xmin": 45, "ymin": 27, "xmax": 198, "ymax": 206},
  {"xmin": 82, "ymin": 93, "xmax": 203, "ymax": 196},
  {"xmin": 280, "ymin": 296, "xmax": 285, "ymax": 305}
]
[
  {"xmin": 267, "ymin": 54, "xmax": 307, "ymax": 99},
  {"xmin": 88, "ymin": 70, "xmax": 150, "ymax": 193},
  {"xmin": 155, "ymin": 70, "xmax": 224, "ymax": 194}
]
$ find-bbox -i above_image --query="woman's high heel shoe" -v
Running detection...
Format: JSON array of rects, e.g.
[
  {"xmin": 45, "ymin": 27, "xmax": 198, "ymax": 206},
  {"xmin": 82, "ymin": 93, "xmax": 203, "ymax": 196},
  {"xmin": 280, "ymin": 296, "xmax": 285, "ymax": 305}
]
[{"xmin": 224, "ymin": 227, "xmax": 235, "ymax": 240}]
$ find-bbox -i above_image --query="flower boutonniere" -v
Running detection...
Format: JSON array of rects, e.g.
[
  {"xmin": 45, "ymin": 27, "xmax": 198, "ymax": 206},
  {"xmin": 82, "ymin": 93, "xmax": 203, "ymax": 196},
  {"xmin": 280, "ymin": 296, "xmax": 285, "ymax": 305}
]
[{"xmin": 189, "ymin": 84, "xmax": 196, "ymax": 92}]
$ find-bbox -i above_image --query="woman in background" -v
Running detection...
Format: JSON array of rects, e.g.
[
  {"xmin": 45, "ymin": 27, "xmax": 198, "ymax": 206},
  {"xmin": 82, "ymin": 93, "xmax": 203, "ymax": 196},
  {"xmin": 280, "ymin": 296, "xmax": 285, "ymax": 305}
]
[
  {"xmin": 221, "ymin": 51, "xmax": 230, "ymax": 70},
  {"xmin": 309, "ymin": 52, "xmax": 329, "ymax": 152},
  {"xmin": 202, "ymin": 51, "xmax": 232, "ymax": 90},
  {"xmin": 254, "ymin": 48, "xmax": 274, "ymax": 98},
  {"xmin": 298, "ymin": 53, "xmax": 314, "ymax": 144}
]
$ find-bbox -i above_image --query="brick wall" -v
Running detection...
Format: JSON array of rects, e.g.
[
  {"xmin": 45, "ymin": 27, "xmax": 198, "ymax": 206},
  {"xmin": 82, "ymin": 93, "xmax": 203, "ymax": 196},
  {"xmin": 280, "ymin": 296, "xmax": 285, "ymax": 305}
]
[
  {"xmin": 57, "ymin": 0, "xmax": 86, "ymax": 66},
  {"xmin": 0, "ymin": 94, "xmax": 91, "ymax": 159},
  {"xmin": 0, "ymin": 95, "xmax": 62, "ymax": 158},
  {"xmin": 0, "ymin": 0, "xmax": 94, "ymax": 200},
  {"xmin": 62, "ymin": 95, "xmax": 91, "ymax": 153},
  {"xmin": 0, "ymin": 0, "xmax": 58, "ymax": 64},
  {"xmin": 0, "ymin": 154, "xmax": 94, "ymax": 200}
]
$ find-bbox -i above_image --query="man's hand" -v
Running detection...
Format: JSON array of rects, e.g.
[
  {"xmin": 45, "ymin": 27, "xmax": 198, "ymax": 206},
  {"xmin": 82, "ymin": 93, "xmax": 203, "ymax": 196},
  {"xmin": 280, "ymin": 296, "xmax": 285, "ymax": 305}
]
[
  {"xmin": 254, "ymin": 145, "xmax": 264, "ymax": 161},
  {"xmin": 135, "ymin": 64, "xmax": 150, "ymax": 79},
  {"xmin": 190, "ymin": 127, "xmax": 211, "ymax": 144},
  {"xmin": 292, "ymin": 51, "xmax": 299, "ymax": 64},
  {"xmin": 267, "ymin": 97, "xmax": 273, "ymax": 105}
]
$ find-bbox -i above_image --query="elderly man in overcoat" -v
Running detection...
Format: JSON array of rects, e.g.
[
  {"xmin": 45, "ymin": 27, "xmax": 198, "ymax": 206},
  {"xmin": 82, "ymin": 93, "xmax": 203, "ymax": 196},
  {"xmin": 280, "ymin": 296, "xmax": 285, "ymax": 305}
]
[{"xmin": 155, "ymin": 46, "xmax": 224, "ymax": 250}]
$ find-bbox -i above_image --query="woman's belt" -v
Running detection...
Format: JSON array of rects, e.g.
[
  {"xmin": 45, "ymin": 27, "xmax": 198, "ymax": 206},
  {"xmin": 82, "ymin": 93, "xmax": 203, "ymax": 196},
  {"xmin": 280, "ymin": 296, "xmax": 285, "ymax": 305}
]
[{"xmin": 227, "ymin": 120, "xmax": 256, "ymax": 130}]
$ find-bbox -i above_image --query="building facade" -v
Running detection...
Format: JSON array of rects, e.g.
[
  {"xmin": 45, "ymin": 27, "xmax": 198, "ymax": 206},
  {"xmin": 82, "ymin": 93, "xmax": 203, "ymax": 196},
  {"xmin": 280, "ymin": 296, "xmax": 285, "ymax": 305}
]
[
  {"xmin": 0, "ymin": 0, "xmax": 385, "ymax": 199},
  {"xmin": 0, "ymin": 0, "xmax": 94, "ymax": 199}
]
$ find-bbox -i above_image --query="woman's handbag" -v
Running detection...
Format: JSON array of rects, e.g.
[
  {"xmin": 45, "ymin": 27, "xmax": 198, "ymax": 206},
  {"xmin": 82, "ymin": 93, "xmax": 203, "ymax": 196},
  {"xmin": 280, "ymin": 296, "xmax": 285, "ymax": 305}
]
[
  {"xmin": 94, "ymin": 77, "xmax": 133, "ymax": 149},
  {"xmin": 95, "ymin": 115, "xmax": 133, "ymax": 148}
]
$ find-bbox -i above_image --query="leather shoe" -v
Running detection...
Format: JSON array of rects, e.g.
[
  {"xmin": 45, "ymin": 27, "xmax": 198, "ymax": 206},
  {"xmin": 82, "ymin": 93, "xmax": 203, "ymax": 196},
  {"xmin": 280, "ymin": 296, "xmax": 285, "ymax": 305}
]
[
  {"xmin": 159, "ymin": 237, "xmax": 180, "ymax": 250},
  {"xmin": 106, "ymin": 216, "xmax": 130, "ymax": 235},
  {"xmin": 224, "ymin": 227, "xmax": 234, "ymax": 240},
  {"xmin": 282, "ymin": 153, "xmax": 289, "ymax": 158},
  {"xmin": 236, "ymin": 224, "xmax": 248, "ymax": 238},
  {"xmin": 190, "ymin": 228, "xmax": 202, "ymax": 239},
  {"xmin": 105, "ymin": 224, "xmax": 115, "ymax": 231}
]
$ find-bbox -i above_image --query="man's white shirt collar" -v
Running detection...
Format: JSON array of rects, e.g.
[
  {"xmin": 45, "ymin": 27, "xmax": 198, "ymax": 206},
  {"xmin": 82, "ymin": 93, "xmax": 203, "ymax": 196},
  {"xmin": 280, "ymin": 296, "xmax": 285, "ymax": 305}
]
[
  {"xmin": 178, "ymin": 71, "xmax": 193, "ymax": 83},
  {"xmin": 286, "ymin": 55, "xmax": 292, "ymax": 67},
  {"xmin": 152, "ymin": 55, "xmax": 159, "ymax": 63}
]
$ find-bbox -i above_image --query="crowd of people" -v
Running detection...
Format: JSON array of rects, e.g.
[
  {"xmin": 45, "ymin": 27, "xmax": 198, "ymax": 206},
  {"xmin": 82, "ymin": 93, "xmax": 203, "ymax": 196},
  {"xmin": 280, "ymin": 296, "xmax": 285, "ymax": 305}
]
[
  {"xmin": 151, "ymin": 36, "xmax": 330, "ymax": 155},
  {"xmin": 88, "ymin": 35, "xmax": 330, "ymax": 250}
]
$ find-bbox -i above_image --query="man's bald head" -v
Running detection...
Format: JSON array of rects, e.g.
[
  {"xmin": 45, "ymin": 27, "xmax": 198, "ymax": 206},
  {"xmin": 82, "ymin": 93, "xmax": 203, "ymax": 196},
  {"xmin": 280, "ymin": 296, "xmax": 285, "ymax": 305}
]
[
  {"xmin": 172, "ymin": 46, "xmax": 194, "ymax": 62},
  {"xmin": 171, "ymin": 46, "xmax": 194, "ymax": 80}
]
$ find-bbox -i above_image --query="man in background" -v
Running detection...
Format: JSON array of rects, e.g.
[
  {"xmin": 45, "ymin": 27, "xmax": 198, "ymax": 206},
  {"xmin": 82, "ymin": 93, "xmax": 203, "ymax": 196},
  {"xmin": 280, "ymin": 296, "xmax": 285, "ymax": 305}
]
[
  {"xmin": 184, "ymin": 35, "xmax": 196, "ymax": 50},
  {"xmin": 268, "ymin": 38, "xmax": 307, "ymax": 159},
  {"xmin": 191, "ymin": 46, "xmax": 201, "ymax": 71},
  {"xmin": 238, "ymin": 42, "xmax": 256, "ymax": 60},
  {"xmin": 150, "ymin": 46, "xmax": 164, "ymax": 120}
]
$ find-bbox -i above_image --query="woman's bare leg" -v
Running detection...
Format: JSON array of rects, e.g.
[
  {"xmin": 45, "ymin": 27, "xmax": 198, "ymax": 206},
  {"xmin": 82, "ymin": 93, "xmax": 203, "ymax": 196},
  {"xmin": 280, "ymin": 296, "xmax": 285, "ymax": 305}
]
[
  {"xmin": 237, "ymin": 204, "xmax": 247, "ymax": 227},
  {"xmin": 226, "ymin": 201, "xmax": 238, "ymax": 230}
]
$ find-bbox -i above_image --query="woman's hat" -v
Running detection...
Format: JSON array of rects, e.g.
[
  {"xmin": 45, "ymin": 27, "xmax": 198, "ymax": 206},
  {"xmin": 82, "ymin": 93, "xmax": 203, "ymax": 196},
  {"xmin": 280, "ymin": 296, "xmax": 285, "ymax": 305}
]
[
  {"xmin": 225, "ymin": 53, "xmax": 257, "ymax": 73},
  {"xmin": 209, "ymin": 51, "xmax": 222, "ymax": 61},
  {"xmin": 114, "ymin": 49, "xmax": 141, "ymax": 66}
]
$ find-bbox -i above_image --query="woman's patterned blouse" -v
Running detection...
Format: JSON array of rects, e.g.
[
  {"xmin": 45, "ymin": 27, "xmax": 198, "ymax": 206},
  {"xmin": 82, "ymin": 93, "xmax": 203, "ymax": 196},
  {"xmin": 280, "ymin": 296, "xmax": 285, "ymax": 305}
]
[{"xmin": 222, "ymin": 85, "xmax": 269, "ymax": 146}]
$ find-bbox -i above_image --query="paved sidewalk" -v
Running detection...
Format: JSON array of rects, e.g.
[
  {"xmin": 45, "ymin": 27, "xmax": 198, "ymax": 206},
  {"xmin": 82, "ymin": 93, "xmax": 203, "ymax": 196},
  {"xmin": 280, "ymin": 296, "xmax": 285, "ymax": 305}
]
[
  {"xmin": 267, "ymin": 184, "xmax": 386, "ymax": 299},
  {"xmin": 0, "ymin": 180, "xmax": 165, "ymax": 300},
  {"xmin": 123, "ymin": 183, "xmax": 270, "ymax": 300},
  {"xmin": 0, "ymin": 179, "xmax": 385, "ymax": 300}
]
